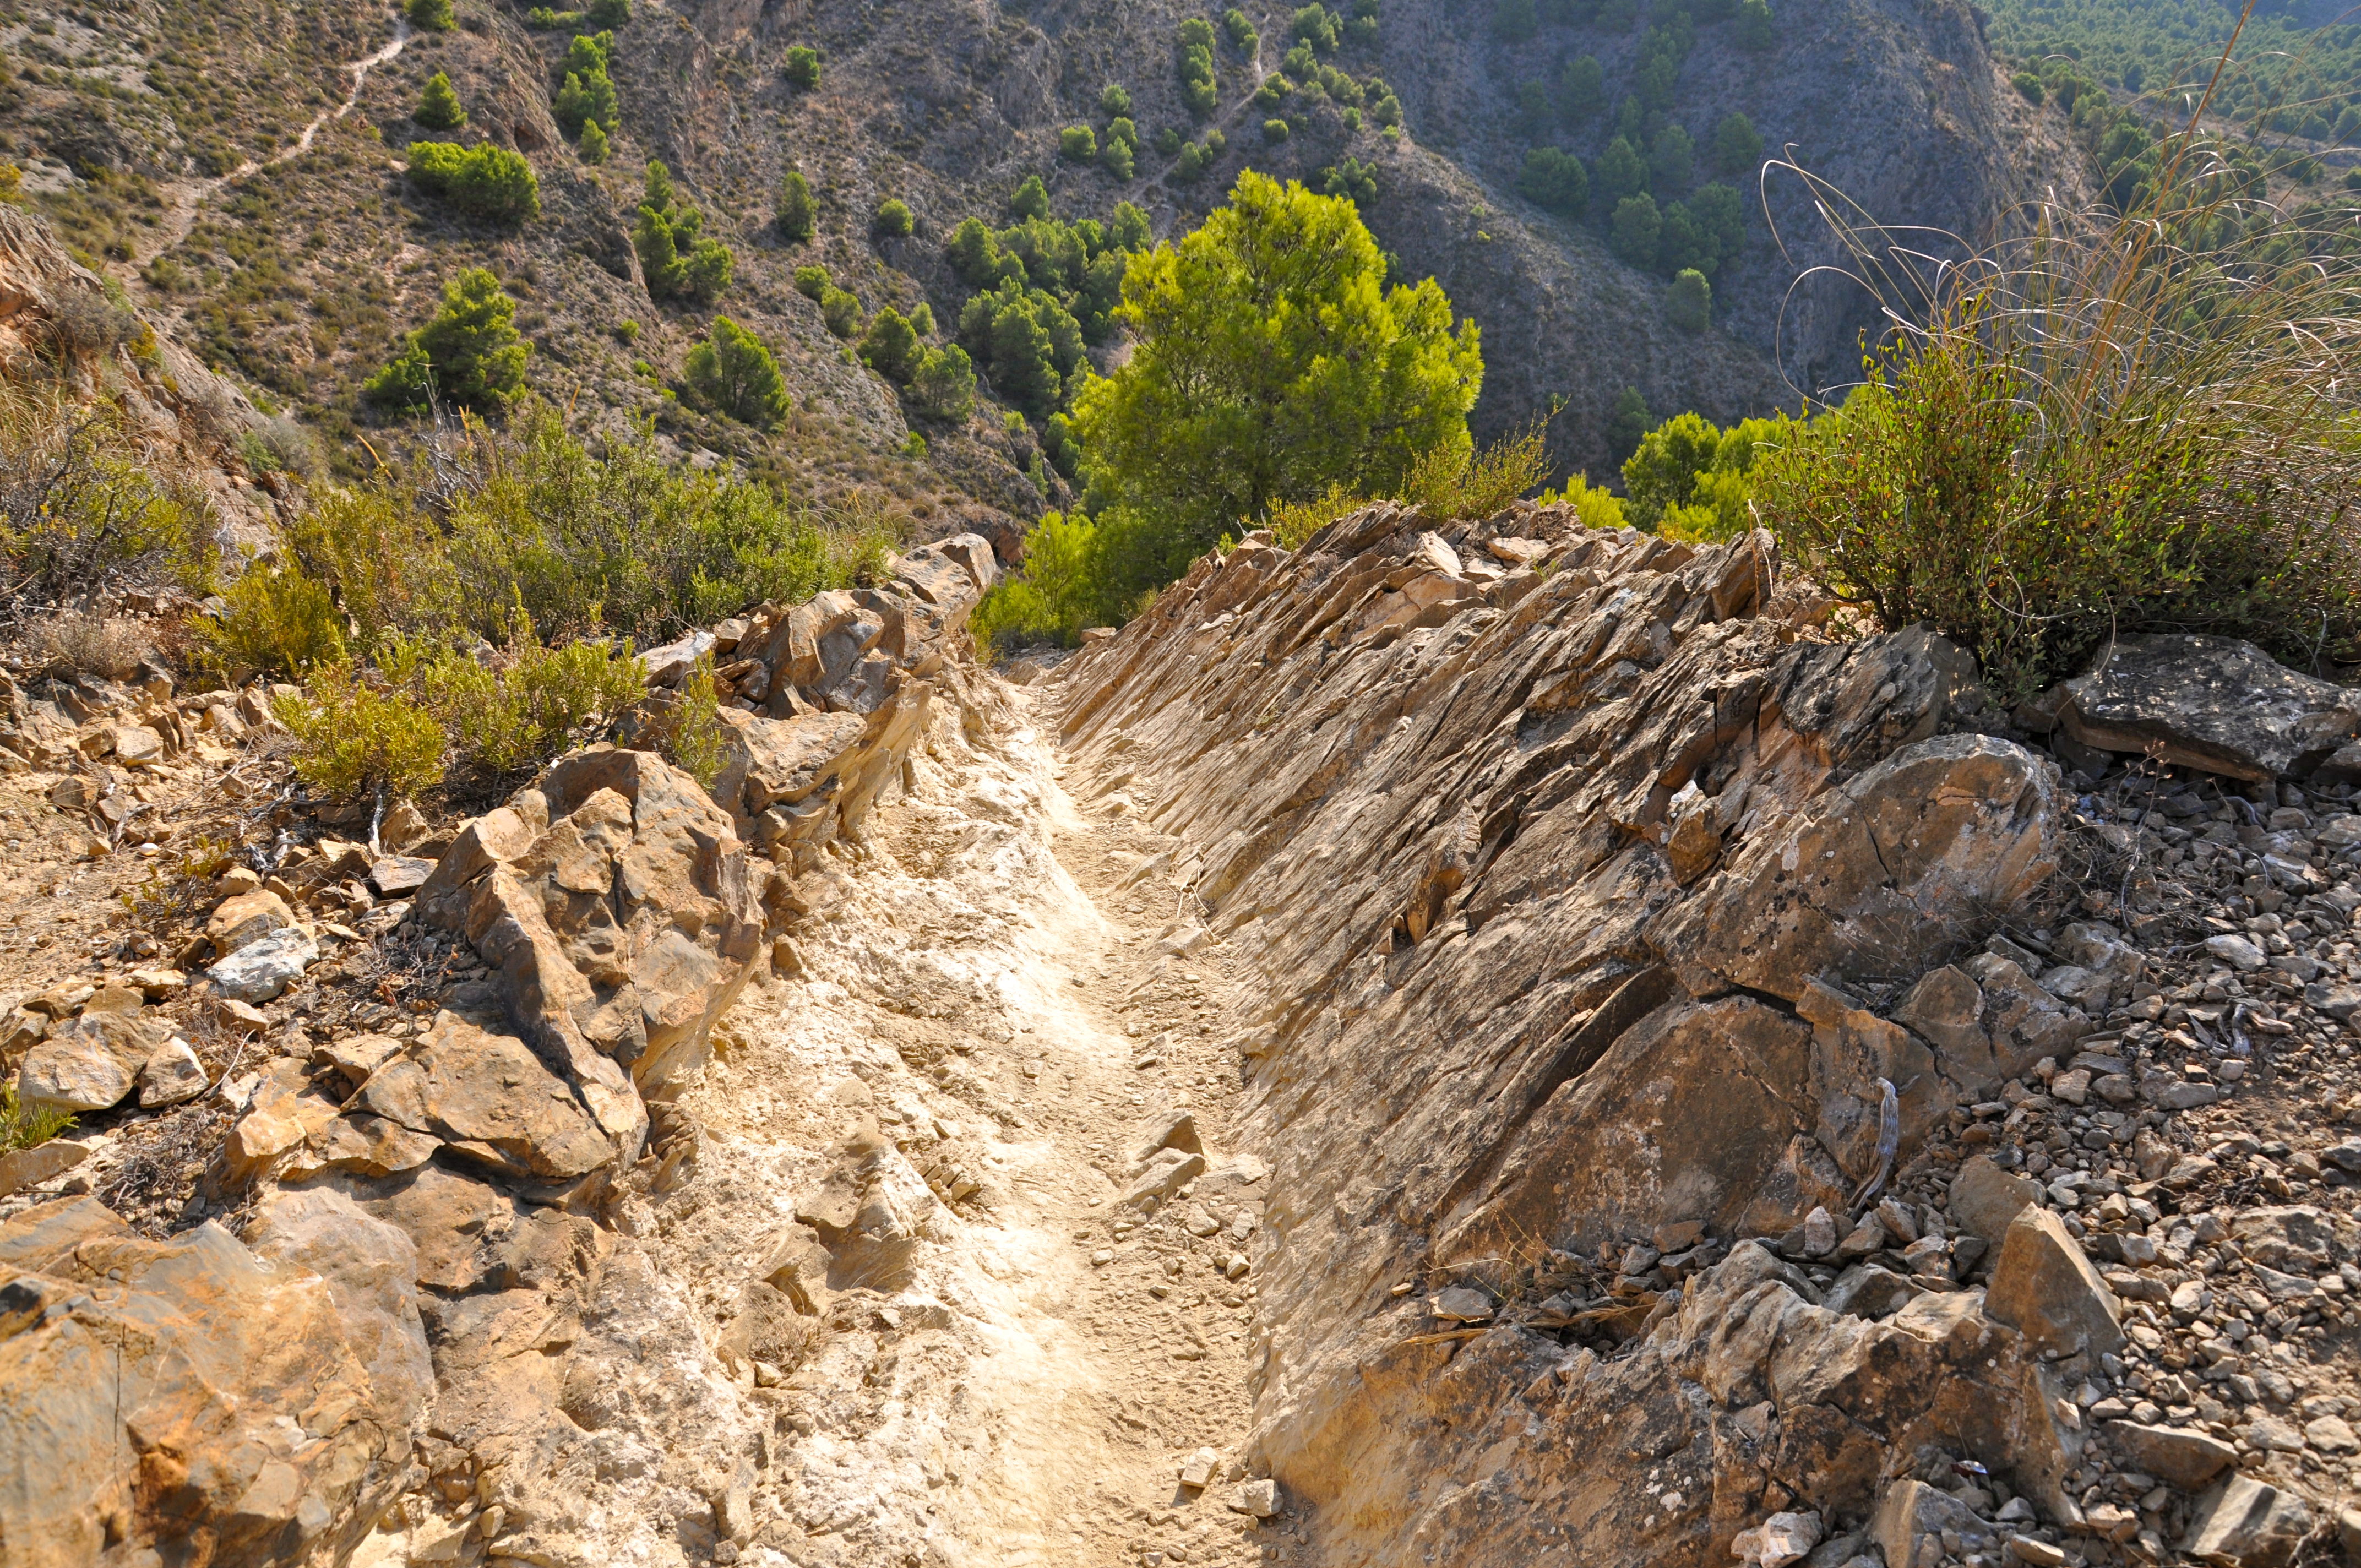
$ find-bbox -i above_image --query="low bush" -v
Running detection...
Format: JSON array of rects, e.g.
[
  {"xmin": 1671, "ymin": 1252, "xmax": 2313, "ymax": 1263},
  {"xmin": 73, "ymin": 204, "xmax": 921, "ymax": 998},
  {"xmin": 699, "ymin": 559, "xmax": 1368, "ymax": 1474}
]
[
  {"xmin": 1665, "ymin": 267, "xmax": 1710, "ymax": 331},
  {"xmin": 0, "ymin": 385, "xmax": 214, "ymax": 606},
  {"xmin": 684, "ymin": 315, "xmax": 790, "ymax": 428},
  {"xmin": 1755, "ymin": 172, "xmax": 2361, "ymax": 698},
  {"xmin": 873, "ymin": 197, "xmax": 913, "ymax": 238},
  {"xmin": 414, "ymin": 70, "xmax": 466, "ymax": 130},
  {"xmin": 663, "ymin": 652, "xmax": 726, "ymax": 787},
  {"xmin": 0, "ymin": 1085, "xmax": 73, "ymax": 1153},
  {"xmin": 1100, "ymin": 83, "xmax": 1131, "ymax": 117},
  {"xmin": 776, "ymin": 170, "xmax": 815, "ymax": 241},
  {"xmin": 859, "ymin": 306, "xmax": 922, "ymax": 382},
  {"xmin": 407, "ymin": 0, "xmax": 454, "ymax": 31},
  {"xmin": 785, "ymin": 45, "xmax": 821, "ymax": 88},
  {"xmin": 578, "ymin": 118, "xmax": 610, "ymax": 163},
  {"xmin": 1399, "ymin": 421, "xmax": 1548, "ymax": 522},
  {"xmin": 419, "ymin": 611, "xmax": 646, "ymax": 780},
  {"xmin": 196, "ymin": 560, "xmax": 346, "ymax": 679},
  {"xmin": 1060, "ymin": 124, "xmax": 1098, "ymax": 162},
  {"xmin": 275, "ymin": 662, "xmax": 447, "ymax": 799},
  {"xmin": 22, "ymin": 613, "xmax": 155, "ymax": 680},
  {"xmin": 366, "ymin": 266, "xmax": 531, "ymax": 414},
  {"xmin": 407, "ymin": 141, "xmax": 540, "ymax": 224}
]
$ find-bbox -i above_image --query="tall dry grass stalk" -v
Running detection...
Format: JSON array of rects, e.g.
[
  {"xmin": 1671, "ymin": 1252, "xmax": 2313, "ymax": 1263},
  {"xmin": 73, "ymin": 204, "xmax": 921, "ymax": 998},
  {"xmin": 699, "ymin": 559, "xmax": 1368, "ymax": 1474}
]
[{"xmin": 1755, "ymin": 6, "xmax": 2361, "ymax": 698}]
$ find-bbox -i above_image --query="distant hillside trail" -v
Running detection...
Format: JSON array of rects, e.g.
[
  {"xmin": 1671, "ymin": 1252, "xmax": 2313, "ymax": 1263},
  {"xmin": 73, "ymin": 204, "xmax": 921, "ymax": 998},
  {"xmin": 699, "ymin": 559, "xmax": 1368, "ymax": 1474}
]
[
  {"xmin": 152, "ymin": 22, "xmax": 410, "ymax": 256},
  {"xmin": 663, "ymin": 683, "xmax": 1288, "ymax": 1568}
]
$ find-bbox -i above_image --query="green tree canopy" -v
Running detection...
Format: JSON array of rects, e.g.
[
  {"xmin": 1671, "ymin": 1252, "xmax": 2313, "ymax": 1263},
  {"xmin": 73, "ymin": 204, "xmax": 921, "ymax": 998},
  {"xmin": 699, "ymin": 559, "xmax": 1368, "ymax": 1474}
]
[
  {"xmin": 415, "ymin": 71, "xmax": 467, "ymax": 130},
  {"xmin": 1070, "ymin": 171, "xmax": 1482, "ymax": 587},
  {"xmin": 407, "ymin": 141, "xmax": 540, "ymax": 224},
  {"xmin": 366, "ymin": 267, "xmax": 531, "ymax": 414},
  {"xmin": 684, "ymin": 315, "xmax": 788, "ymax": 428},
  {"xmin": 776, "ymin": 170, "xmax": 815, "ymax": 241},
  {"xmin": 407, "ymin": 0, "xmax": 454, "ymax": 31}
]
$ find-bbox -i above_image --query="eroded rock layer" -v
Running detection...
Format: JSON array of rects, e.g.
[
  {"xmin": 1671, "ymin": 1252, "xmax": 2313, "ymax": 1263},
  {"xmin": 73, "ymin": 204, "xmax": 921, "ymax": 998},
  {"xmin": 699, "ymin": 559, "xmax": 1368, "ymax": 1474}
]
[{"xmin": 1054, "ymin": 506, "xmax": 2109, "ymax": 1565}]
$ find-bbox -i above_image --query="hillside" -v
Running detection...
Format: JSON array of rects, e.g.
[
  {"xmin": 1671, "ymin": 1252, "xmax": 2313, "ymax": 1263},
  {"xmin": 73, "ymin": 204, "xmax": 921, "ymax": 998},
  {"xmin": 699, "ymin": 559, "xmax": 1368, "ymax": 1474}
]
[{"xmin": 3, "ymin": 0, "xmax": 2087, "ymax": 502}]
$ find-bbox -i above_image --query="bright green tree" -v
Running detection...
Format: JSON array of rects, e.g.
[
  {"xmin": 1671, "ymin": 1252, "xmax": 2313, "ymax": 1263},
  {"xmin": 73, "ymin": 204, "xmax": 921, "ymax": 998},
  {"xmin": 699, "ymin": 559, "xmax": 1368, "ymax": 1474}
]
[
  {"xmin": 1070, "ymin": 170, "xmax": 1482, "ymax": 587},
  {"xmin": 776, "ymin": 169, "xmax": 815, "ymax": 241},
  {"xmin": 578, "ymin": 118, "xmax": 610, "ymax": 162},
  {"xmin": 366, "ymin": 267, "xmax": 530, "ymax": 413},
  {"xmin": 785, "ymin": 45, "xmax": 821, "ymax": 87},
  {"xmin": 874, "ymin": 197, "xmax": 915, "ymax": 238},
  {"xmin": 685, "ymin": 315, "xmax": 789, "ymax": 427},
  {"xmin": 634, "ymin": 159, "xmax": 732, "ymax": 302},
  {"xmin": 1178, "ymin": 19, "xmax": 1217, "ymax": 117},
  {"xmin": 911, "ymin": 345, "xmax": 977, "ymax": 420},
  {"xmin": 415, "ymin": 70, "xmax": 467, "ymax": 130},
  {"xmin": 859, "ymin": 305, "xmax": 922, "ymax": 381},
  {"xmin": 407, "ymin": 141, "xmax": 540, "ymax": 224}
]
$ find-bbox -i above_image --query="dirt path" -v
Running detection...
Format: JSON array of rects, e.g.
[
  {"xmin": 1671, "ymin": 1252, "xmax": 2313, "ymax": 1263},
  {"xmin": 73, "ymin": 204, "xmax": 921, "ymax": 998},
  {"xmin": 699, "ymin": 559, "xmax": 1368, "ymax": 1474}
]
[
  {"xmin": 151, "ymin": 23, "xmax": 410, "ymax": 257},
  {"xmin": 644, "ymin": 684, "xmax": 1290, "ymax": 1568}
]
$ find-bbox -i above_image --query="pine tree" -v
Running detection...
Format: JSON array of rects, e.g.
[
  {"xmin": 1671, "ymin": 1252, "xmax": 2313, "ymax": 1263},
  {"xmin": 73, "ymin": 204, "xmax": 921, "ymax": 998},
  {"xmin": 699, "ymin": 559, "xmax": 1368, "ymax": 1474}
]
[
  {"xmin": 1666, "ymin": 269, "xmax": 1711, "ymax": 333},
  {"xmin": 414, "ymin": 70, "xmax": 466, "ymax": 130},
  {"xmin": 684, "ymin": 315, "xmax": 789, "ymax": 427},
  {"xmin": 775, "ymin": 170, "xmax": 814, "ymax": 242},
  {"xmin": 578, "ymin": 118, "xmax": 609, "ymax": 163},
  {"xmin": 406, "ymin": 0, "xmax": 454, "ymax": 31}
]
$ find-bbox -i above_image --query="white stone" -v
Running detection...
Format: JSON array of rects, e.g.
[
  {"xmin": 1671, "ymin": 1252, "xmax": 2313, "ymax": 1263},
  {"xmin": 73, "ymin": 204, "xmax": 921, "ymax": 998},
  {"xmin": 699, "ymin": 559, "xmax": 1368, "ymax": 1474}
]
[{"xmin": 207, "ymin": 926, "xmax": 318, "ymax": 1003}]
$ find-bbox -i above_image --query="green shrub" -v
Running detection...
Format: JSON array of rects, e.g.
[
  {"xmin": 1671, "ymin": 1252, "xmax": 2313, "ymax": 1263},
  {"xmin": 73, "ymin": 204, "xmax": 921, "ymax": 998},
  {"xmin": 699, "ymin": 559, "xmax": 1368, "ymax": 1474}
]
[
  {"xmin": 664, "ymin": 652, "xmax": 726, "ymax": 788},
  {"xmin": 1399, "ymin": 421, "xmax": 1547, "ymax": 522},
  {"xmin": 198, "ymin": 561, "xmax": 346, "ymax": 678},
  {"xmin": 407, "ymin": 0, "xmax": 454, "ymax": 31},
  {"xmin": 422, "ymin": 611, "xmax": 646, "ymax": 779},
  {"xmin": 785, "ymin": 45, "xmax": 821, "ymax": 88},
  {"xmin": 911, "ymin": 345, "xmax": 977, "ymax": 421},
  {"xmin": 275, "ymin": 662, "xmax": 447, "ymax": 799},
  {"xmin": 1756, "ymin": 181, "xmax": 2361, "ymax": 697},
  {"xmin": 859, "ymin": 306, "xmax": 922, "ymax": 382},
  {"xmin": 874, "ymin": 197, "xmax": 915, "ymax": 238},
  {"xmin": 1559, "ymin": 55, "xmax": 1604, "ymax": 123},
  {"xmin": 1517, "ymin": 147, "xmax": 1587, "ymax": 215},
  {"xmin": 1101, "ymin": 138, "xmax": 1135, "ymax": 179},
  {"xmin": 685, "ymin": 315, "xmax": 790, "ymax": 428},
  {"xmin": 1665, "ymin": 267, "xmax": 1711, "ymax": 332},
  {"xmin": 414, "ymin": 71, "xmax": 466, "ymax": 130},
  {"xmin": 578, "ymin": 119, "xmax": 609, "ymax": 162},
  {"xmin": 586, "ymin": 0, "xmax": 629, "ymax": 25},
  {"xmin": 0, "ymin": 385, "xmax": 214, "ymax": 604},
  {"xmin": 972, "ymin": 509, "xmax": 1128, "ymax": 647},
  {"xmin": 1535, "ymin": 470, "xmax": 1628, "ymax": 531},
  {"xmin": 776, "ymin": 170, "xmax": 815, "ymax": 241},
  {"xmin": 1649, "ymin": 124, "xmax": 1694, "ymax": 193},
  {"xmin": 1593, "ymin": 135, "xmax": 1646, "ymax": 208},
  {"xmin": 1112, "ymin": 200, "xmax": 1152, "ymax": 251},
  {"xmin": 1223, "ymin": 7, "xmax": 1258, "ymax": 50},
  {"xmin": 2011, "ymin": 70, "xmax": 2044, "ymax": 104},
  {"xmin": 1178, "ymin": 23, "xmax": 1218, "ymax": 118},
  {"xmin": 820, "ymin": 285, "xmax": 861, "ymax": 337},
  {"xmin": 1060, "ymin": 124, "xmax": 1098, "ymax": 162},
  {"xmin": 407, "ymin": 141, "xmax": 540, "ymax": 223},
  {"xmin": 1011, "ymin": 173, "xmax": 1053, "ymax": 222},
  {"xmin": 1609, "ymin": 193, "xmax": 1660, "ymax": 266},
  {"xmin": 367, "ymin": 266, "xmax": 531, "ymax": 413},
  {"xmin": 1734, "ymin": 0, "xmax": 1772, "ymax": 47},
  {"xmin": 1294, "ymin": 3, "xmax": 1342, "ymax": 50},
  {"xmin": 1263, "ymin": 117, "xmax": 1290, "ymax": 142},
  {"xmin": 553, "ymin": 67, "xmax": 618, "ymax": 137},
  {"xmin": 793, "ymin": 265, "xmax": 829, "ymax": 299},
  {"xmin": 1606, "ymin": 385, "xmax": 1651, "ymax": 463},
  {"xmin": 1712, "ymin": 111, "xmax": 1762, "ymax": 176},
  {"xmin": 0, "ymin": 1085, "xmax": 73, "ymax": 1153},
  {"xmin": 526, "ymin": 8, "xmax": 582, "ymax": 27},
  {"xmin": 634, "ymin": 160, "xmax": 732, "ymax": 303},
  {"xmin": 1101, "ymin": 83, "xmax": 1132, "ymax": 116}
]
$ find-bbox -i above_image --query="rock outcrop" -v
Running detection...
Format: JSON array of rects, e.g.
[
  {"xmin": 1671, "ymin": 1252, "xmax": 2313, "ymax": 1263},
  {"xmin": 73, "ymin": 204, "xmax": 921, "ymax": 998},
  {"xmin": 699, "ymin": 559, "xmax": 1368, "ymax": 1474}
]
[{"xmin": 1054, "ymin": 504, "xmax": 2097, "ymax": 1565}]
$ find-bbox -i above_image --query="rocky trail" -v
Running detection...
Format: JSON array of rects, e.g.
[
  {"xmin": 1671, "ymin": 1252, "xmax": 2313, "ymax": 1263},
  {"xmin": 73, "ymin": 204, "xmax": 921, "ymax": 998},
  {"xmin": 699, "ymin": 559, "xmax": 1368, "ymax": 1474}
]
[{"xmin": 8, "ymin": 503, "xmax": 2361, "ymax": 1568}]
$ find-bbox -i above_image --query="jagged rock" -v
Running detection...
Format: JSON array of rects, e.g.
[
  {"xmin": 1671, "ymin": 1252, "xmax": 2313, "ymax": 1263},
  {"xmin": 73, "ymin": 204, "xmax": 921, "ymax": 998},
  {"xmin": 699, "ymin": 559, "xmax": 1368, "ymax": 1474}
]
[
  {"xmin": 208, "ymin": 925, "xmax": 318, "ymax": 1003},
  {"xmin": 1733, "ymin": 1510, "xmax": 1823, "ymax": 1567},
  {"xmin": 2183, "ymin": 1474, "xmax": 2313, "ymax": 1568},
  {"xmin": 1984, "ymin": 1206, "xmax": 2124, "ymax": 1358},
  {"xmin": 17, "ymin": 1010, "xmax": 162, "ymax": 1112},
  {"xmin": 418, "ymin": 748, "xmax": 768, "ymax": 1168},
  {"xmin": 0, "ymin": 1195, "xmax": 423, "ymax": 1567},
  {"xmin": 1950, "ymin": 1154, "xmax": 2041, "ymax": 1248},
  {"xmin": 361, "ymin": 1012, "xmax": 614, "ymax": 1182},
  {"xmin": 2104, "ymin": 1420, "xmax": 2238, "ymax": 1489},
  {"xmin": 1052, "ymin": 516, "xmax": 2076, "ymax": 1564},
  {"xmin": 137, "ymin": 1035, "xmax": 207, "ymax": 1107},
  {"xmin": 0, "ymin": 1137, "xmax": 88, "ymax": 1197},
  {"xmin": 1873, "ymin": 1480, "xmax": 1996, "ymax": 1568},
  {"xmin": 205, "ymin": 887, "xmax": 294, "ymax": 954},
  {"xmin": 2050, "ymin": 634, "xmax": 2361, "ymax": 782}
]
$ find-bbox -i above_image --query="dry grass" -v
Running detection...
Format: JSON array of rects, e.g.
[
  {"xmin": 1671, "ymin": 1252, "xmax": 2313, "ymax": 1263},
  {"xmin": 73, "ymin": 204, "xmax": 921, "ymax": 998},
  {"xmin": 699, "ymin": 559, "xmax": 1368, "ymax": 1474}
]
[{"xmin": 21, "ymin": 612, "xmax": 157, "ymax": 680}]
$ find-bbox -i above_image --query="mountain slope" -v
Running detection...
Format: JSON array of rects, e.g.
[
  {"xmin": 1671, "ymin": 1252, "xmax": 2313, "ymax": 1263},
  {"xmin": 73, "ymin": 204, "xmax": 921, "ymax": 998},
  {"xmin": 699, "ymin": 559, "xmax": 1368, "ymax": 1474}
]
[{"xmin": 3, "ymin": 0, "xmax": 2090, "ymax": 507}]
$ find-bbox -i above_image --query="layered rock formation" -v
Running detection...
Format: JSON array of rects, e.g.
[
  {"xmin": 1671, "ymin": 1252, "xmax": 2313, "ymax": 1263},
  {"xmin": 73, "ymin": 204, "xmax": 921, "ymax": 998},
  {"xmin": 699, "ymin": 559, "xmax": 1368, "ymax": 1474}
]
[{"xmin": 1053, "ymin": 505, "xmax": 2135, "ymax": 1564}]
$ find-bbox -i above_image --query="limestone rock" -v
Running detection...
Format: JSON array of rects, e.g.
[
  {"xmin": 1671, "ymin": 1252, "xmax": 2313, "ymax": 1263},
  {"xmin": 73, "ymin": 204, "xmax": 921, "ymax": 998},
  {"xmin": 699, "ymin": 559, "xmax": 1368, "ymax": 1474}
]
[
  {"xmin": 1873, "ymin": 1480, "xmax": 1992, "ymax": 1568},
  {"xmin": 1950, "ymin": 1155, "xmax": 2041, "ymax": 1248},
  {"xmin": 17, "ymin": 1010, "xmax": 161, "ymax": 1112},
  {"xmin": 137, "ymin": 1036, "xmax": 207, "ymax": 1107},
  {"xmin": 206, "ymin": 924, "xmax": 318, "ymax": 1003},
  {"xmin": 2103, "ymin": 1420, "xmax": 2237, "ymax": 1489},
  {"xmin": 0, "ymin": 1195, "xmax": 425, "ymax": 1567},
  {"xmin": 2055, "ymin": 634, "xmax": 2361, "ymax": 781},
  {"xmin": 1733, "ymin": 1511, "xmax": 1823, "ymax": 1567},
  {"xmin": 205, "ymin": 886, "xmax": 294, "ymax": 955},
  {"xmin": 1984, "ymin": 1206, "xmax": 2124, "ymax": 1358},
  {"xmin": 2183, "ymin": 1474, "xmax": 2313, "ymax": 1568},
  {"xmin": 0, "ymin": 1137, "xmax": 88, "ymax": 1197}
]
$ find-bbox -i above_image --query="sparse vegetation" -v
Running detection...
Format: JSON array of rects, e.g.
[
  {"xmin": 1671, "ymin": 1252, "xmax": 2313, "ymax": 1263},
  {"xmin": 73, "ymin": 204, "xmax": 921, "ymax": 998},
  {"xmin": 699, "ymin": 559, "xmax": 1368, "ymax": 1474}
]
[
  {"xmin": 634, "ymin": 160, "xmax": 733, "ymax": 304},
  {"xmin": 0, "ymin": 385, "xmax": 214, "ymax": 608},
  {"xmin": 275, "ymin": 662, "xmax": 449, "ymax": 798}
]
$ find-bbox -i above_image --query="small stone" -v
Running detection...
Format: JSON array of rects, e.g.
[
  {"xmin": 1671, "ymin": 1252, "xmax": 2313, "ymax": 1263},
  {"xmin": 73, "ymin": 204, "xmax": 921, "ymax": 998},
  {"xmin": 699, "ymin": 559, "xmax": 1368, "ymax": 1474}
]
[
  {"xmin": 138, "ymin": 1038, "xmax": 206, "ymax": 1108},
  {"xmin": 126, "ymin": 968, "xmax": 187, "ymax": 1000},
  {"xmin": 79, "ymin": 983, "xmax": 144, "ymax": 1016},
  {"xmin": 368, "ymin": 856, "xmax": 434, "ymax": 897},
  {"xmin": 0, "ymin": 1137, "xmax": 89, "ymax": 1198},
  {"xmin": 1731, "ymin": 1510, "xmax": 1823, "ymax": 1567},
  {"xmin": 206, "ymin": 926, "xmax": 318, "ymax": 1003},
  {"xmin": 2245, "ymin": 1415, "xmax": 2306, "ymax": 1452},
  {"xmin": 1179, "ymin": 1447, "xmax": 1219, "ymax": 1489},
  {"xmin": 2305, "ymin": 1415, "xmax": 2360, "ymax": 1454},
  {"xmin": 1223, "ymin": 1253, "xmax": 1250, "ymax": 1281},
  {"xmin": 2205, "ymin": 934, "xmax": 2266, "ymax": 972},
  {"xmin": 1432, "ymin": 1286, "xmax": 1493, "ymax": 1322},
  {"xmin": 1802, "ymin": 1205, "xmax": 1838, "ymax": 1257},
  {"xmin": 204, "ymin": 889, "xmax": 293, "ymax": 956},
  {"xmin": 2182, "ymin": 1473, "xmax": 2312, "ymax": 1566},
  {"xmin": 1228, "ymin": 1478, "xmax": 1280, "ymax": 1518},
  {"xmin": 216, "ymin": 865, "xmax": 262, "ymax": 897},
  {"xmin": 110, "ymin": 725, "xmax": 164, "ymax": 767},
  {"xmin": 1091, "ymin": 1248, "xmax": 1115, "ymax": 1267},
  {"xmin": 2104, "ymin": 1420, "xmax": 2238, "ymax": 1489},
  {"xmin": 1185, "ymin": 1208, "xmax": 1222, "ymax": 1237},
  {"xmin": 1984, "ymin": 1206, "xmax": 2124, "ymax": 1357},
  {"xmin": 214, "ymin": 997, "xmax": 269, "ymax": 1033},
  {"xmin": 2008, "ymin": 1535, "xmax": 2067, "ymax": 1566}
]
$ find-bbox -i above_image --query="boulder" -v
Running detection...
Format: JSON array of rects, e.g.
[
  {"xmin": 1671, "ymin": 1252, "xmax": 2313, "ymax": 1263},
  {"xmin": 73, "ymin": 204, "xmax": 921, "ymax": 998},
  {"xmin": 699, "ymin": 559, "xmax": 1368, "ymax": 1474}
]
[
  {"xmin": 17, "ymin": 1010, "xmax": 161, "ymax": 1112},
  {"xmin": 137, "ymin": 1036, "xmax": 208, "ymax": 1107},
  {"xmin": 0, "ymin": 1195, "xmax": 424, "ymax": 1568},
  {"xmin": 2183, "ymin": 1474, "xmax": 2313, "ymax": 1568},
  {"xmin": 1984, "ymin": 1206, "xmax": 2124, "ymax": 1358},
  {"xmin": 2053, "ymin": 634, "xmax": 2361, "ymax": 782},
  {"xmin": 2103, "ymin": 1421, "xmax": 2237, "ymax": 1490},
  {"xmin": 205, "ymin": 887, "xmax": 294, "ymax": 955},
  {"xmin": 362, "ymin": 1012, "xmax": 615, "ymax": 1183},
  {"xmin": 0, "ymin": 1137, "xmax": 88, "ymax": 1197},
  {"xmin": 1950, "ymin": 1155, "xmax": 2041, "ymax": 1248},
  {"xmin": 368, "ymin": 855, "xmax": 434, "ymax": 897},
  {"xmin": 206, "ymin": 924, "xmax": 318, "ymax": 1003}
]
